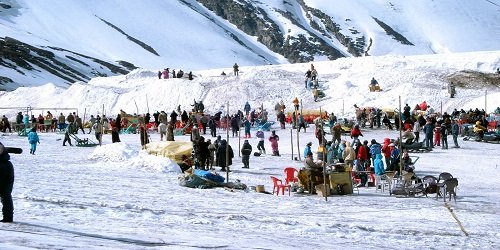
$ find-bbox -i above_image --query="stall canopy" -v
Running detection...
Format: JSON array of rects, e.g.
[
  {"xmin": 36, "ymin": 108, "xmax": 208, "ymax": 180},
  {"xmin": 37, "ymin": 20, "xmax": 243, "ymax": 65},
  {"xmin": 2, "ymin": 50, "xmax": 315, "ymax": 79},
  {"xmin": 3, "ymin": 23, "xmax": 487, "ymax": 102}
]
[{"xmin": 145, "ymin": 141, "xmax": 192, "ymax": 163}]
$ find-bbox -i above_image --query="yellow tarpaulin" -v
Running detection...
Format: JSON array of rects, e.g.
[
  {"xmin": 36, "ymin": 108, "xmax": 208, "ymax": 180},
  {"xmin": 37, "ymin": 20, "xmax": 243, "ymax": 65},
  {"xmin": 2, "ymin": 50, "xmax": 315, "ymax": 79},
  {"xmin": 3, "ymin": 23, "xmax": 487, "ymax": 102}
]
[{"xmin": 145, "ymin": 141, "xmax": 192, "ymax": 163}]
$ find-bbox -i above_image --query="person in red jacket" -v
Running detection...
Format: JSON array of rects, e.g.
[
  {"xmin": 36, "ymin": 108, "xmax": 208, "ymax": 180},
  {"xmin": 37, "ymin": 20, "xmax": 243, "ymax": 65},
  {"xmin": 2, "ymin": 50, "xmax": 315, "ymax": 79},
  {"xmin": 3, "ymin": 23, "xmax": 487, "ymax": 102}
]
[
  {"xmin": 381, "ymin": 138, "xmax": 391, "ymax": 170},
  {"xmin": 354, "ymin": 141, "xmax": 368, "ymax": 187},
  {"xmin": 350, "ymin": 124, "xmax": 363, "ymax": 144}
]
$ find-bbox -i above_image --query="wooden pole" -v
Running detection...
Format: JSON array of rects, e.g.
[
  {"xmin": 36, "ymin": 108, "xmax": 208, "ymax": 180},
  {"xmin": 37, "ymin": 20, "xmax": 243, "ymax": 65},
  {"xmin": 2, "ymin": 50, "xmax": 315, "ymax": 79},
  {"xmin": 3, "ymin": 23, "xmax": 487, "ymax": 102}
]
[
  {"xmin": 399, "ymin": 96, "xmax": 403, "ymax": 176},
  {"xmin": 226, "ymin": 102, "xmax": 230, "ymax": 183},
  {"xmin": 134, "ymin": 100, "xmax": 139, "ymax": 115},
  {"xmin": 342, "ymin": 99, "xmax": 345, "ymax": 117},
  {"xmin": 83, "ymin": 108, "xmax": 87, "ymax": 130},
  {"xmin": 100, "ymin": 104, "xmax": 104, "ymax": 146},
  {"xmin": 290, "ymin": 129, "xmax": 294, "ymax": 160},
  {"xmin": 320, "ymin": 106, "xmax": 328, "ymax": 201},
  {"xmin": 296, "ymin": 100, "xmax": 302, "ymax": 162},
  {"xmin": 238, "ymin": 125, "xmax": 241, "ymax": 157},
  {"xmin": 485, "ymin": 90, "xmax": 487, "ymax": 113}
]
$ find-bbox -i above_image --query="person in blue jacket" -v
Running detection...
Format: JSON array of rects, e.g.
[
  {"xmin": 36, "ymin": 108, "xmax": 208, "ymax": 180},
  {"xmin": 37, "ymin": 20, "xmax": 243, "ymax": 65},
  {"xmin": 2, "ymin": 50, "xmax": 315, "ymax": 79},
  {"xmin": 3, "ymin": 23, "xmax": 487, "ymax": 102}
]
[
  {"xmin": 303, "ymin": 142, "xmax": 312, "ymax": 158},
  {"xmin": 27, "ymin": 127, "xmax": 40, "ymax": 154},
  {"xmin": 243, "ymin": 118, "xmax": 251, "ymax": 138},
  {"xmin": 369, "ymin": 139, "xmax": 381, "ymax": 166},
  {"xmin": 22, "ymin": 113, "xmax": 29, "ymax": 129},
  {"xmin": 373, "ymin": 154, "xmax": 385, "ymax": 176}
]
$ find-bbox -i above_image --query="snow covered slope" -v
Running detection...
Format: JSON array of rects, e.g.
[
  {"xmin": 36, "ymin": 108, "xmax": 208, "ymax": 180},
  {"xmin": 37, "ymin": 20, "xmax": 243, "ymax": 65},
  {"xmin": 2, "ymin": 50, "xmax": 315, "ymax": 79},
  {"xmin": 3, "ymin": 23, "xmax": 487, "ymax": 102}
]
[{"xmin": 0, "ymin": 51, "xmax": 499, "ymax": 120}]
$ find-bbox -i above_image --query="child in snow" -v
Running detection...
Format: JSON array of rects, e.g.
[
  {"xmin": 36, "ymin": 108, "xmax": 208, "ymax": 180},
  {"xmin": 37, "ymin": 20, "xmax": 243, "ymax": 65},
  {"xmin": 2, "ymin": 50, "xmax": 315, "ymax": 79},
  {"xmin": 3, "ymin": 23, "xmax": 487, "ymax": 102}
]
[
  {"xmin": 434, "ymin": 122, "xmax": 441, "ymax": 147},
  {"xmin": 27, "ymin": 127, "xmax": 40, "ymax": 154},
  {"xmin": 268, "ymin": 130, "xmax": 280, "ymax": 156}
]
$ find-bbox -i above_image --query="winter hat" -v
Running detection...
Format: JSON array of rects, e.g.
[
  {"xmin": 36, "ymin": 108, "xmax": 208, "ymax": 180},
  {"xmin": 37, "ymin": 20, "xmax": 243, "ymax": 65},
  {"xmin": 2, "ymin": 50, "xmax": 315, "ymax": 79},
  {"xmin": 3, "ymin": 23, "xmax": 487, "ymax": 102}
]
[
  {"xmin": 244, "ymin": 140, "xmax": 249, "ymax": 143},
  {"xmin": 307, "ymin": 142, "xmax": 312, "ymax": 146},
  {"xmin": 371, "ymin": 139, "xmax": 377, "ymax": 144}
]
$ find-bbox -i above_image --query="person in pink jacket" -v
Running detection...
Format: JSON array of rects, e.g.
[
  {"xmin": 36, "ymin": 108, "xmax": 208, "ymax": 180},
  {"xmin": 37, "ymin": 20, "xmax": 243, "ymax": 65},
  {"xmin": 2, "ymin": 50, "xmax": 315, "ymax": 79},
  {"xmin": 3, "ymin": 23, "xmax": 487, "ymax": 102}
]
[{"xmin": 268, "ymin": 130, "xmax": 280, "ymax": 156}]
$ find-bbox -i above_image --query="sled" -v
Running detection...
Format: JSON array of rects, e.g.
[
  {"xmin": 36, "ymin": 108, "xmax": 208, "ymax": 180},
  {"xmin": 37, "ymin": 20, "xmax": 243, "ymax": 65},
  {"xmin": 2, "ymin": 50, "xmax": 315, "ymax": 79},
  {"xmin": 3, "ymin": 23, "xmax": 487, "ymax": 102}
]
[
  {"xmin": 369, "ymin": 84, "xmax": 382, "ymax": 92},
  {"xmin": 401, "ymin": 142, "xmax": 432, "ymax": 153},
  {"xmin": 121, "ymin": 124, "xmax": 137, "ymax": 134},
  {"xmin": 17, "ymin": 128, "xmax": 30, "ymax": 137},
  {"xmin": 258, "ymin": 121, "xmax": 275, "ymax": 131},
  {"xmin": 69, "ymin": 134, "xmax": 98, "ymax": 147},
  {"xmin": 5, "ymin": 147, "xmax": 23, "ymax": 154}
]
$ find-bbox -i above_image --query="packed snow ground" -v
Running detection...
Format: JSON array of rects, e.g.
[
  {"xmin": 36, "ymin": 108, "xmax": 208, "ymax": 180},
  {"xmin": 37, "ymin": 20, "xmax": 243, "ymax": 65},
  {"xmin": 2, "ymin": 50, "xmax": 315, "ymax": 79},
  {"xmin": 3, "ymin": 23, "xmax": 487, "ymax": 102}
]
[{"xmin": 0, "ymin": 126, "xmax": 499, "ymax": 249}]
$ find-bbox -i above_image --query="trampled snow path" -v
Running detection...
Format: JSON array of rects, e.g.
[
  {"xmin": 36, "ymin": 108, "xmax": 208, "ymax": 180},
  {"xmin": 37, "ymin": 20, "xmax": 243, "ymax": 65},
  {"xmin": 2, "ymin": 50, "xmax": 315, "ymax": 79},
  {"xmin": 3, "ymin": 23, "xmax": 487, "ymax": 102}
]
[{"xmin": 1, "ymin": 124, "xmax": 499, "ymax": 249}]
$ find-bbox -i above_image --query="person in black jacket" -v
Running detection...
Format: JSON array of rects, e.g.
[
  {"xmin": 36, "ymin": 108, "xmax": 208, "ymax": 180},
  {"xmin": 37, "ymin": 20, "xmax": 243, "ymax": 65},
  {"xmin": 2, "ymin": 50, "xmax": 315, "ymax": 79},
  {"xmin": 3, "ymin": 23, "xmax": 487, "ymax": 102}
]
[
  {"xmin": 0, "ymin": 143, "xmax": 14, "ymax": 222},
  {"xmin": 196, "ymin": 136, "xmax": 210, "ymax": 170},
  {"xmin": 216, "ymin": 139, "xmax": 233, "ymax": 171},
  {"xmin": 241, "ymin": 140, "xmax": 252, "ymax": 168}
]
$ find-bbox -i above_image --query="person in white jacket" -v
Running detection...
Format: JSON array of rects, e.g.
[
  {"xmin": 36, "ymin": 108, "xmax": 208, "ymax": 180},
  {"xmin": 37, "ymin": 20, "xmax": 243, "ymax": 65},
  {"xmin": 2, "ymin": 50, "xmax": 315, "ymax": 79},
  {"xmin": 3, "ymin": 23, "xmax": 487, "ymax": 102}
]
[
  {"xmin": 158, "ymin": 122, "xmax": 167, "ymax": 141},
  {"xmin": 413, "ymin": 121, "xmax": 421, "ymax": 142}
]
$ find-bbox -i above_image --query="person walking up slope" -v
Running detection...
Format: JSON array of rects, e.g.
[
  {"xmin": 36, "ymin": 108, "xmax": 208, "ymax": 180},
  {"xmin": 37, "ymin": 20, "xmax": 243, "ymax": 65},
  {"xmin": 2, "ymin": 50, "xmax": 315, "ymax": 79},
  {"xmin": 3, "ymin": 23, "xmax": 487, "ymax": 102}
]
[{"xmin": 27, "ymin": 127, "xmax": 40, "ymax": 154}]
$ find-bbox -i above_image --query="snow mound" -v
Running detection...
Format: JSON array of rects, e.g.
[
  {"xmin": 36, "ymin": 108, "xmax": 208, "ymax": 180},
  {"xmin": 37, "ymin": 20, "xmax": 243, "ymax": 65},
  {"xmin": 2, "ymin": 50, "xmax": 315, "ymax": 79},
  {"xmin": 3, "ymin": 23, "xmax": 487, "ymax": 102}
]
[
  {"xmin": 88, "ymin": 142, "xmax": 181, "ymax": 173},
  {"xmin": 128, "ymin": 150, "xmax": 182, "ymax": 173},
  {"xmin": 89, "ymin": 142, "xmax": 138, "ymax": 161}
]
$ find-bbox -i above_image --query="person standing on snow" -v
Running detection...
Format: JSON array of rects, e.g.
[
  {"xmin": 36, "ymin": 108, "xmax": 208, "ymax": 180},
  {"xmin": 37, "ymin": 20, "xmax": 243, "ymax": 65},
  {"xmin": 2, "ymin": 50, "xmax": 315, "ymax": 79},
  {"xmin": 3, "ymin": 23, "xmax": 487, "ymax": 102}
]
[
  {"xmin": 256, "ymin": 129, "xmax": 266, "ymax": 154},
  {"xmin": 233, "ymin": 63, "xmax": 239, "ymax": 76},
  {"xmin": 243, "ymin": 118, "xmax": 251, "ymax": 138},
  {"xmin": 440, "ymin": 123, "xmax": 448, "ymax": 149},
  {"xmin": 268, "ymin": 130, "xmax": 280, "ymax": 156},
  {"xmin": 208, "ymin": 118, "xmax": 217, "ymax": 137},
  {"xmin": 451, "ymin": 119, "xmax": 460, "ymax": 148},
  {"xmin": 166, "ymin": 122, "xmax": 175, "ymax": 141},
  {"xmin": 158, "ymin": 122, "xmax": 167, "ymax": 141},
  {"xmin": 0, "ymin": 143, "xmax": 14, "ymax": 223},
  {"xmin": 1, "ymin": 116, "xmax": 11, "ymax": 133},
  {"xmin": 27, "ymin": 127, "xmax": 40, "ymax": 154},
  {"xmin": 241, "ymin": 140, "xmax": 252, "ymax": 168},
  {"xmin": 244, "ymin": 102, "xmax": 251, "ymax": 116},
  {"xmin": 305, "ymin": 69, "xmax": 312, "ymax": 89},
  {"xmin": 216, "ymin": 139, "xmax": 233, "ymax": 172},
  {"xmin": 293, "ymin": 97, "xmax": 300, "ymax": 111},
  {"xmin": 422, "ymin": 119, "xmax": 434, "ymax": 149}
]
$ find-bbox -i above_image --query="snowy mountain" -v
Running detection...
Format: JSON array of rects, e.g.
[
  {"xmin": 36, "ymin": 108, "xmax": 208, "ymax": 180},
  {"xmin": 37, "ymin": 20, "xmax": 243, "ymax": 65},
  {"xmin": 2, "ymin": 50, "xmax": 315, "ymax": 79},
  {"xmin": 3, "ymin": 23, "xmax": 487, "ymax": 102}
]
[{"xmin": 1, "ymin": 0, "xmax": 500, "ymax": 90}]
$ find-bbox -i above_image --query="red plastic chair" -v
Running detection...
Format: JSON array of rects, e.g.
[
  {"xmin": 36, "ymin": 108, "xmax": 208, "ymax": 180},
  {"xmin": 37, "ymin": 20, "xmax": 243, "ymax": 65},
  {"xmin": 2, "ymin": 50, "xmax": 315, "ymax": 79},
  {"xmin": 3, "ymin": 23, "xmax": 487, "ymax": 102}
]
[
  {"xmin": 271, "ymin": 176, "xmax": 291, "ymax": 196},
  {"xmin": 283, "ymin": 167, "xmax": 298, "ymax": 185},
  {"xmin": 351, "ymin": 171, "xmax": 361, "ymax": 186}
]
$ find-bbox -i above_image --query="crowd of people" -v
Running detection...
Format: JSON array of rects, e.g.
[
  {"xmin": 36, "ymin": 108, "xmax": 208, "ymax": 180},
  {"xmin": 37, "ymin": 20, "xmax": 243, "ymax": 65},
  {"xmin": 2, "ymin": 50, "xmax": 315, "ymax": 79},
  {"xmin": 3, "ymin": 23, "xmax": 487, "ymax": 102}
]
[{"xmin": 158, "ymin": 68, "xmax": 193, "ymax": 80}]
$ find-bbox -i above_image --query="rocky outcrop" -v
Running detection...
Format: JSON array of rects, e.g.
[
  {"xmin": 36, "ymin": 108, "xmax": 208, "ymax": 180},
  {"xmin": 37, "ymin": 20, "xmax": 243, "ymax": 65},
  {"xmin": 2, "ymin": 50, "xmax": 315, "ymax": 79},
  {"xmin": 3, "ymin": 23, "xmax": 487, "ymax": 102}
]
[
  {"xmin": 372, "ymin": 17, "xmax": 414, "ymax": 46},
  {"xmin": 0, "ymin": 37, "xmax": 136, "ymax": 90},
  {"xmin": 197, "ymin": 0, "xmax": 345, "ymax": 63}
]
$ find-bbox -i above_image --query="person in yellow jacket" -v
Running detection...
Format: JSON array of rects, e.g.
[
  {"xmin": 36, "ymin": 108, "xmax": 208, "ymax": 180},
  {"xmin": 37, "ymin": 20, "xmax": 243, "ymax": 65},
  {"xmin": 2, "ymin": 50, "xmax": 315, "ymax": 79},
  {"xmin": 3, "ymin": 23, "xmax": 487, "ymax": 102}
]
[
  {"xmin": 473, "ymin": 121, "xmax": 487, "ymax": 140},
  {"xmin": 293, "ymin": 97, "xmax": 299, "ymax": 111},
  {"xmin": 342, "ymin": 142, "xmax": 356, "ymax": 171}
]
